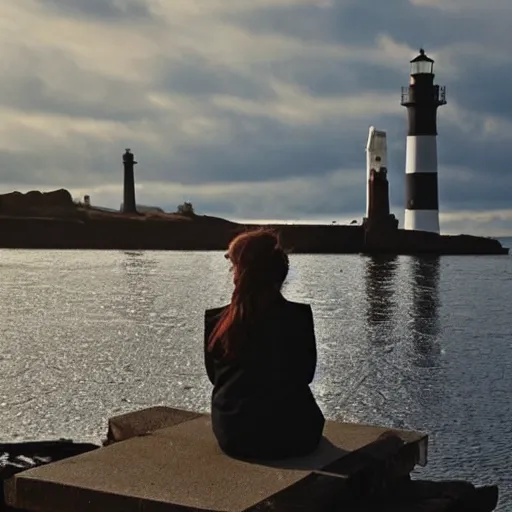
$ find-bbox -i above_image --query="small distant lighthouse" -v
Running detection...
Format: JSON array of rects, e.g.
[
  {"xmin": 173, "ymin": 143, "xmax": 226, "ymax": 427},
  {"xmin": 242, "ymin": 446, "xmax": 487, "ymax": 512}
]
[
  {"xmin": 401, "ymin": 49, "xmax": 446, "ymax": 233},
  {"xmin": 122, "ymin": 148, "xmax": 137, "ymax": 214}
]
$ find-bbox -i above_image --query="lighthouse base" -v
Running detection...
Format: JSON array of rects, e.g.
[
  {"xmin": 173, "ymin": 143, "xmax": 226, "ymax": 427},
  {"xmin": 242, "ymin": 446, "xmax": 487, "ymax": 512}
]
[{"xmin": 404, "ymin": 209, "xmax": 440, "ymax": 234}]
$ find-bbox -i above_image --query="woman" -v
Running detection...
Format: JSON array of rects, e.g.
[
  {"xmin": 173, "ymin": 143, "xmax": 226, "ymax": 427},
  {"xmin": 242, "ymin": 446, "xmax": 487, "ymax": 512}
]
[{"xmin": 204, "ymin": 229, "xmax": 325, "ymax": 460}]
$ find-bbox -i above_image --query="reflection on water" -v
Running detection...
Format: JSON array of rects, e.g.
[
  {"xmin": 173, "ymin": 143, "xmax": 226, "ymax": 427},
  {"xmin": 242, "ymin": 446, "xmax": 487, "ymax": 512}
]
[
  {"xmin": 100, "ymin": 251, "xmax": 161, "ymax": 330},
  {"xmin": 359, "ymin": 255, "xmax": 443, "ymax": 430},
  {"xmin": 410, "ymin": 257, "xmax": 441, "ymax": 367},
  {"xmin": 364, "ymin": 255, "xmax": 398, "ymax": 329},
  {"xmin": 119, "ymin": 251, "xmax": 159, "ymax": 322},
  {"xmin": 363, "ymin": 255, "xmax": 442, "ymax": 365}
]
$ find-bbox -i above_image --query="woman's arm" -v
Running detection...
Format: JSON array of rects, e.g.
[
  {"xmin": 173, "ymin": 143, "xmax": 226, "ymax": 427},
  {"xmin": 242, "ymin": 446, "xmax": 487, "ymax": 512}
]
[
  {"xmin": 301, "ymin": 305, "xmax": 317, "ymax": 384},
  {"xmin": 204, "ymin": 310, "xmax": 216, "ymax": 385},
  {"xmin": 282, "ymin": 303, "xmax": 318, "ymax": 385}
]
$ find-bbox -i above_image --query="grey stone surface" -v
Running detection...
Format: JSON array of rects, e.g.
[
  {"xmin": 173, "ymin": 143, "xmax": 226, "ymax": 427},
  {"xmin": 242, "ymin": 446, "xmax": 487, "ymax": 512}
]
[
  {"xmin": 5, "ymin": 408, "xmax": 427, "ymax": 512},
  {"xmin": 106, "ymin": 406, "xmax": 201, "ymax": 444}
]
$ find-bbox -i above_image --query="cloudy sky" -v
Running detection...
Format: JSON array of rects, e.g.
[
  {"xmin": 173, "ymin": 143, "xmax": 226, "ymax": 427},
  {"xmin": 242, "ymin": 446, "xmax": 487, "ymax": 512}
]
[{"xmin": 1, "ymin": 0, "xmax": 511, "ymax": 235}]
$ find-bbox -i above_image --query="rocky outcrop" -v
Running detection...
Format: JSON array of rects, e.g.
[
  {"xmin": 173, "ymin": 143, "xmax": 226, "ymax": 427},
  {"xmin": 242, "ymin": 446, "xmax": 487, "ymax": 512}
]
[
  {"xmin": 0, "ymin": 189, "xmax": 76, "ymax": 217},
  {"xmin": 0, "ymin": 440, "xmax": 99, "ymax": 511}
]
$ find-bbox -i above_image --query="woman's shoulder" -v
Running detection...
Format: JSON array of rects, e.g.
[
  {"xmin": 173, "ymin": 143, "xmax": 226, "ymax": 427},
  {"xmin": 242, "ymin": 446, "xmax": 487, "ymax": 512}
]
[
  {"xmin": 282, "ymin": 299, "xmax": 313, "ymax": 316},
  {"xmin": 205, "ymin": 305, "xmax": 229, "ymax": 321}
]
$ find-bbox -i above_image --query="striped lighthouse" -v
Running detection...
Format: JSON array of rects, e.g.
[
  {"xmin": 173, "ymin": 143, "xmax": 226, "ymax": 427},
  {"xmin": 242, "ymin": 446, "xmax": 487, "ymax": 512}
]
[{"xmin": 401, "ymin": 49, "xmax": 446, "ymax": 233}]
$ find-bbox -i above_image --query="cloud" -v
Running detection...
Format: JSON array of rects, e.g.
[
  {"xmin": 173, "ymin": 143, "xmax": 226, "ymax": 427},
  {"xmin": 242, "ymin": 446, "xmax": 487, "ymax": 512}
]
[
  {"xmin": 39, "ymin": 0, "xmax": 154, "ymax": 21},
  {"xmin": 0, "ymin": 0, "xmax": 510, "ymax": 235},
  {"xmin": 440, "ymin": 209, "xmax": 512, "ymax": 237}
]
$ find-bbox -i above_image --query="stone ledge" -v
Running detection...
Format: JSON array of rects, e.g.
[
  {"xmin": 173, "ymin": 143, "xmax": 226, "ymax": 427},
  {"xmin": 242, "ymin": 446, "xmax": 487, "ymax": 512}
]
[
  {"xmin": 4, "ymin": 407, "xmax": 428, "ymax": 512},
  {"xmin": 105, "ymin": 406, "xmax": 202, "ymax": 444}
]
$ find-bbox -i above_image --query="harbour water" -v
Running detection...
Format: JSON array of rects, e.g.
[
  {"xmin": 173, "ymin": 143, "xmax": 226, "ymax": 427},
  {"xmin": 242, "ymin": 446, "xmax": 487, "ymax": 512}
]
[{"xmin": 0, "ymin": 242, "xmax": 511, "ymax": 508}]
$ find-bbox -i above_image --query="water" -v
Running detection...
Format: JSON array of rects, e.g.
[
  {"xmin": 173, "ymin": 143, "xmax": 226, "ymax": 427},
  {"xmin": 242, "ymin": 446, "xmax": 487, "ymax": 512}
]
[{"xmin": 0, "ymin": 241, "xmax": 511, "ymax": 508}]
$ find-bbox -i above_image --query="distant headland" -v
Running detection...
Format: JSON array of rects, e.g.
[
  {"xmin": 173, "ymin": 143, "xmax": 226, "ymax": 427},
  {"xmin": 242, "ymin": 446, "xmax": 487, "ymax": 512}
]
[{"xmin": 0, "ymin": 188, "xmax": 507, "ymax": 255}]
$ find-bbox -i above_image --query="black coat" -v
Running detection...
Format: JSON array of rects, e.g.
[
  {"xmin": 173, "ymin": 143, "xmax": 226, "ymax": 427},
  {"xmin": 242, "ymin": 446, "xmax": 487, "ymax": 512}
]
[{"xmin": 204, "ymin": 297, "xmax": 325, "ymax": 460}]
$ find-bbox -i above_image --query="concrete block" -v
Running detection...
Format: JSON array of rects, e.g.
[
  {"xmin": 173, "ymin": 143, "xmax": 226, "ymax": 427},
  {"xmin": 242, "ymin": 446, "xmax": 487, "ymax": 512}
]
[
  {"xmin": 106, "ymin": 406, "xmax": 202, "ymax": 444},
  {"xmin": 5, "ymin": 410, "xmax": 427, "ymax": 512}
]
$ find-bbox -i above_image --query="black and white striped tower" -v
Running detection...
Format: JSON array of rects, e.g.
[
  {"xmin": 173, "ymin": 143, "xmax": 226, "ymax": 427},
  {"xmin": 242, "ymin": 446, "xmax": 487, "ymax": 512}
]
[{"xmin": 401, "ymin": 49, "xmax": 446, "ymax": 233}]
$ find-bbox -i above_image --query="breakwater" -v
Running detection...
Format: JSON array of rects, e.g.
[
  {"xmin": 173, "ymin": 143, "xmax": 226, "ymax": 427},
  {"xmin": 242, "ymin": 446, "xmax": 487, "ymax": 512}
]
[
  {"xmin": 0, "ymin": 214, "xmax": 508, "ymax": 255},
  {"xmin": 0, "ymin": 189, "xmax": 507, "ymax": 254}
]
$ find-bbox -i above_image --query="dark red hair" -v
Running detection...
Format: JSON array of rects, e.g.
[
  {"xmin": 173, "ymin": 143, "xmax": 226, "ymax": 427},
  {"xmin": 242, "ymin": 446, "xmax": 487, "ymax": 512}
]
[{"xmin": 208, "ymin": 229, "xmax": 289, "ymax": 357}]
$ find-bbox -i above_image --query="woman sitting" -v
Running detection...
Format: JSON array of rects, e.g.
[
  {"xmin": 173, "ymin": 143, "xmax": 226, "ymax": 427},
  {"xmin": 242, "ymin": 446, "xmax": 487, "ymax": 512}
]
[{"xmin": 204, "ymin": 230, "xmax": 325, "ymax": 460}]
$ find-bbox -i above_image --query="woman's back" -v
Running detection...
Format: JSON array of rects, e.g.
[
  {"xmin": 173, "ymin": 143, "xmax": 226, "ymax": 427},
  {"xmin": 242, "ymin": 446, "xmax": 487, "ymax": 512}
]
[{"xmin": 205, "ymin": 296, "xmax": 325, "ymax": 460}]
